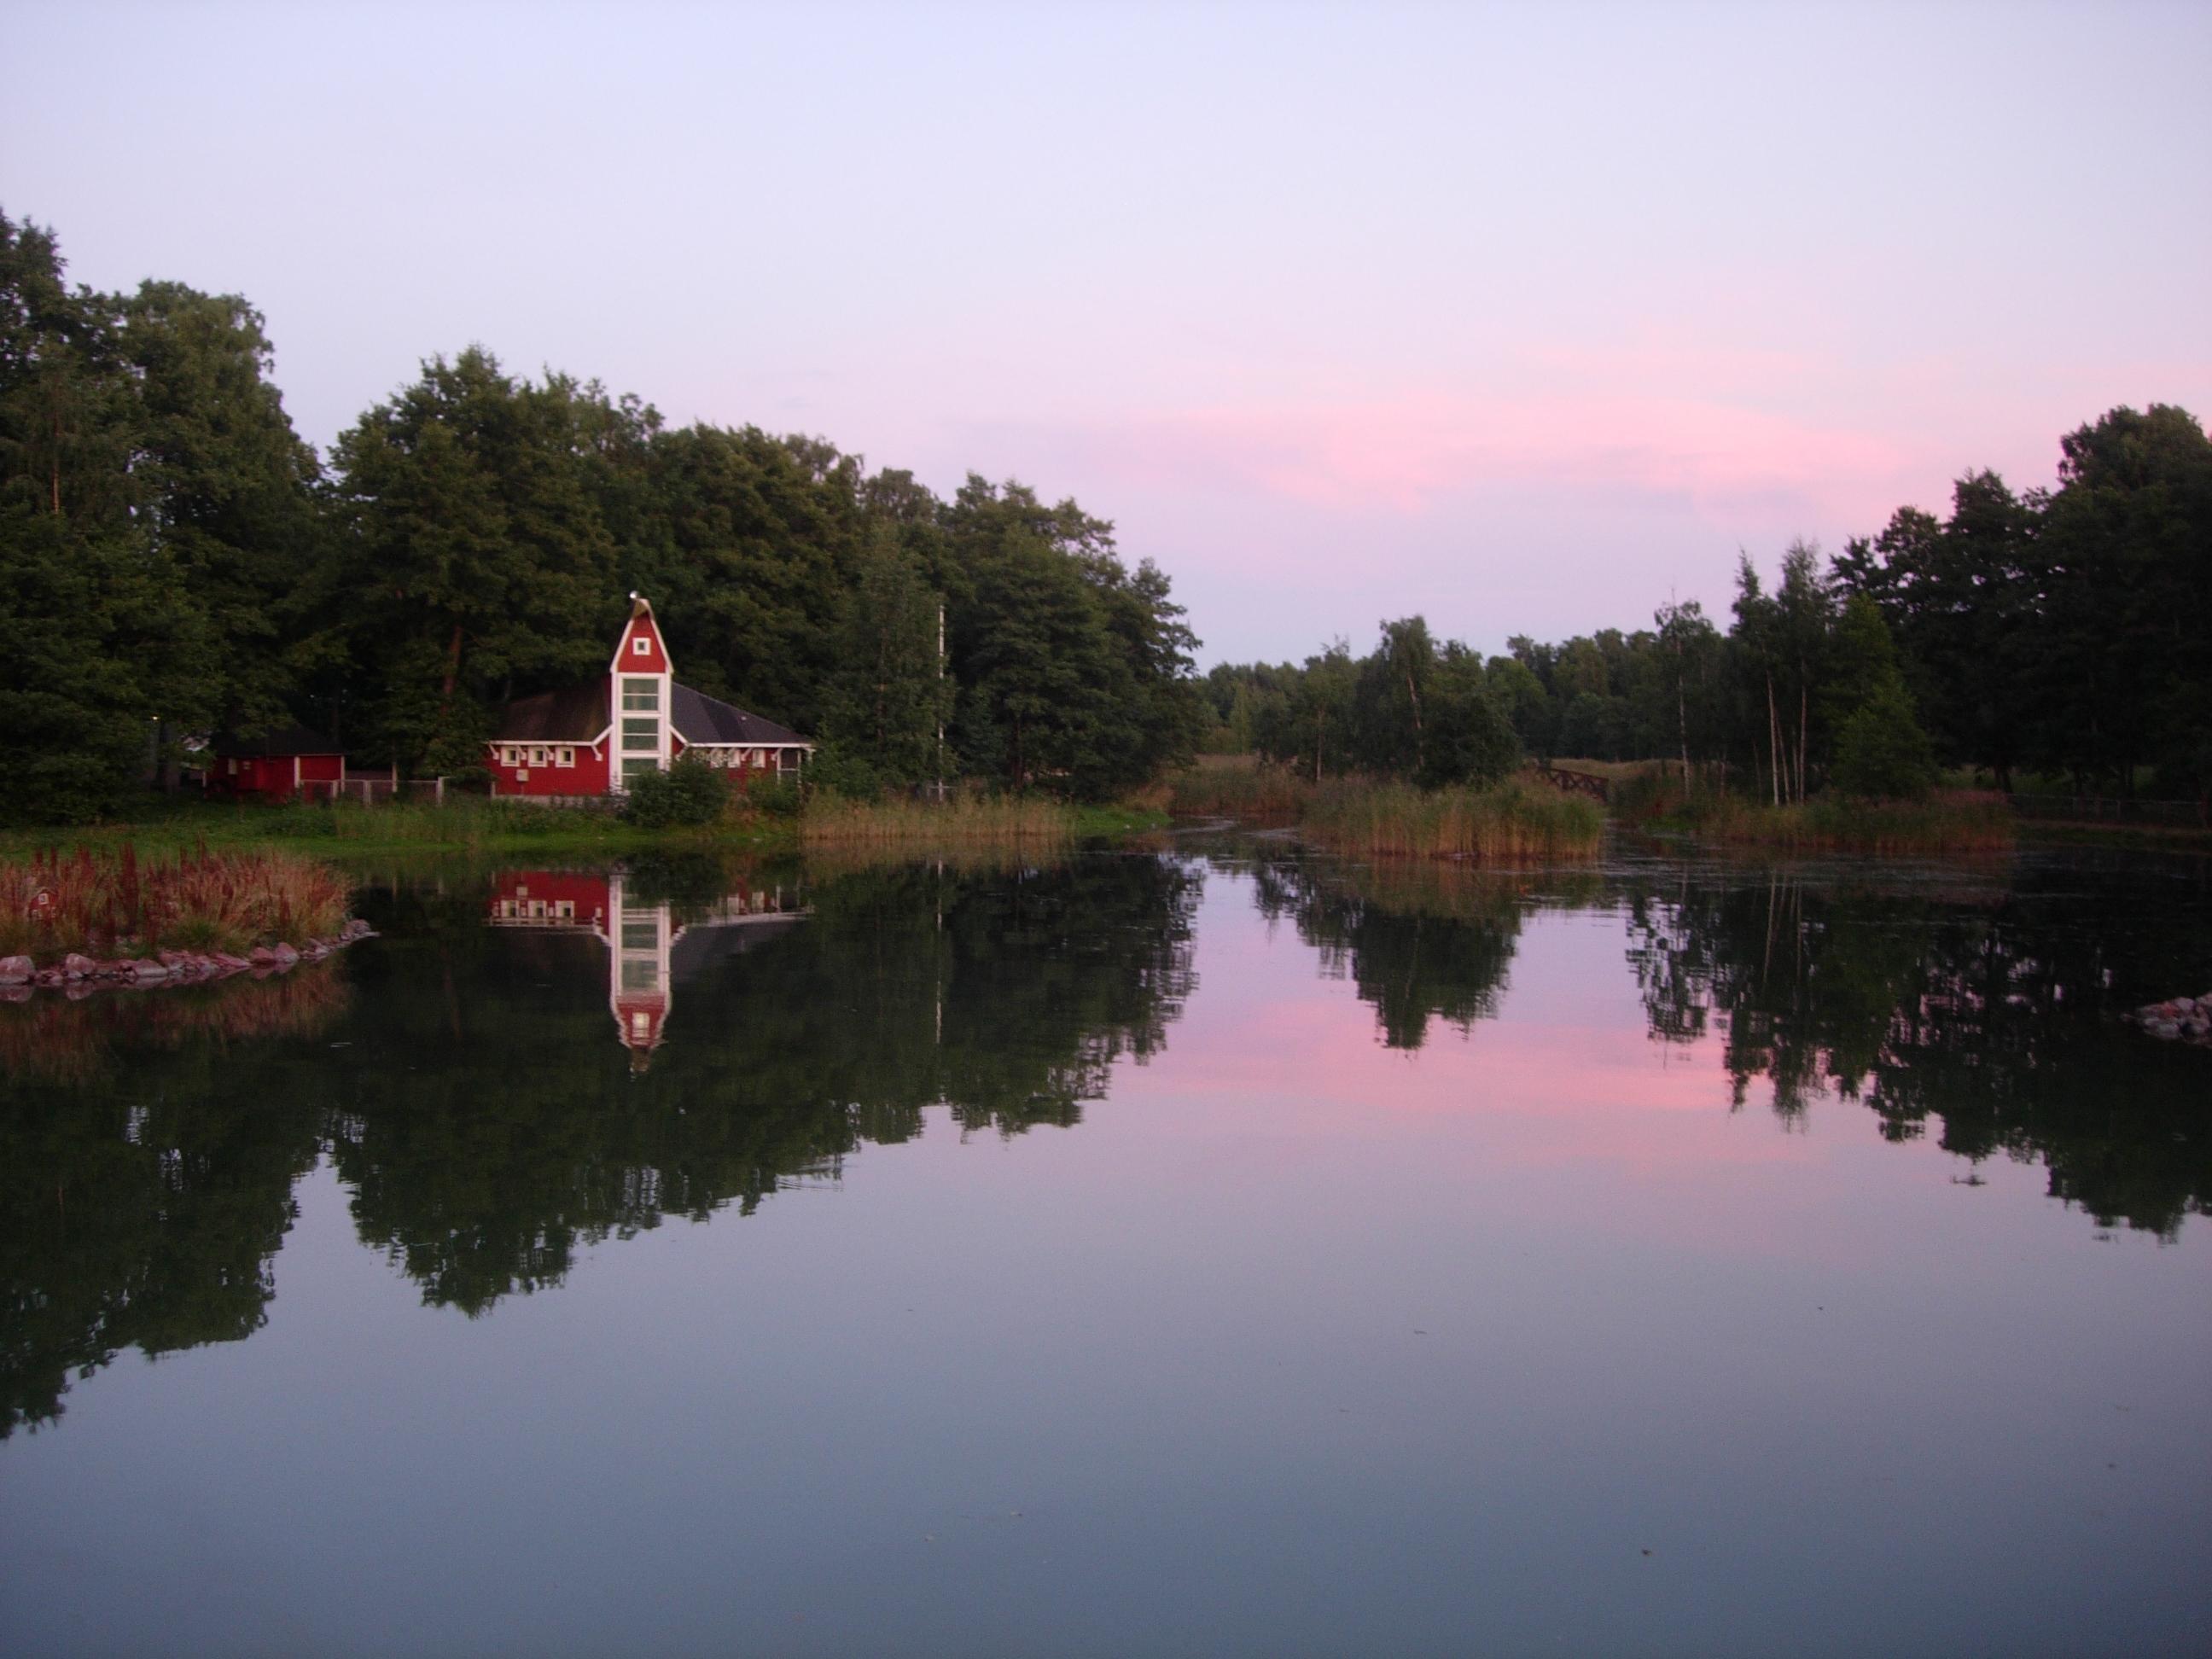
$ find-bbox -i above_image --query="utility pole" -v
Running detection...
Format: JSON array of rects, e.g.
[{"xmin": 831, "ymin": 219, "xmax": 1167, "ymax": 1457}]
[{"xmin": 935, "ymin": 602, "xmax": 946, "ymax": 803}]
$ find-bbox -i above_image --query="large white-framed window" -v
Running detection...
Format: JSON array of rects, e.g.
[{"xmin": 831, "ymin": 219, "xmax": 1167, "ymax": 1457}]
[{"xmin": 613, "ymin": 673, "xmax": 668, "ymax": 793}]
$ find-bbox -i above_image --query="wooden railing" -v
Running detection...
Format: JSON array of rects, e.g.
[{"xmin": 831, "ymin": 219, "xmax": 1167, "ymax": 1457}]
[{"xmin": 1535, "ymin": 765, "xmax": 1610, "ymax": 803}]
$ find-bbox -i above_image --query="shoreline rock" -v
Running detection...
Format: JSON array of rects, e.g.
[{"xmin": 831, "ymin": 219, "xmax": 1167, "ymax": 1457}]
[{"xmin": 0, "ymin": 925, "xmax": 376, "ymax": 998}]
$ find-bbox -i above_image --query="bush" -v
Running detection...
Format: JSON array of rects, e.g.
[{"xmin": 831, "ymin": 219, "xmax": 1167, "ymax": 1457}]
[
  {"xmin": 619, "ymin": 757, "xmax": 729, "ymax": 829},
  {"xmin": 742, "ymin": 777, "xmax": 804, "ymax": 818},
  {"xmin": 1832, "ymin": 683, "xmax": 1939, "ymax": 800},
  {"xmin": 802, "ymin": 746, "xmax": 887, "ymax": 803}
]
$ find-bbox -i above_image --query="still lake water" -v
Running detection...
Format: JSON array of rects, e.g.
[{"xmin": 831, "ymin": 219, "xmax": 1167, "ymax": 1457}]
[{"xmin": 3, "ymin": 838, "xmax": 2209, "ymax": 1656}]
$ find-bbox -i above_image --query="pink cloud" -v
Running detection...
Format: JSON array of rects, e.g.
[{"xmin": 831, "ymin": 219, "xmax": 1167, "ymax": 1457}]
[{"xmin": 1038, "ymin": 389, "xmax": 1917, "ymax": 524}]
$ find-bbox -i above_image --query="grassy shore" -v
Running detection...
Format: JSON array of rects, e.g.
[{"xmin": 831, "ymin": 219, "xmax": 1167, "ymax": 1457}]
[
  {"xmin": 1615, "ymin": 773, "xmax": 2015, "ymax": 853},
  {"xmin": 1, "ymin": 789, "xmax": 1172, "ymax": 865},
  {"xmin": 0, "ymin": 796, "xmax": 707, "ymax": 859},
  {"xmin": 0, "ymin": 845, "xmax": 352, "ymax": 963}
]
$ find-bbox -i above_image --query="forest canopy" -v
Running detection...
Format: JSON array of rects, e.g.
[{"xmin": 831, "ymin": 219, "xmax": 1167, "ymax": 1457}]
[
  {"xmin": 1204, "ymin": 406, "xmax": 2212, "ymax": 807},
  {"xmin": 0, "ymin": 212, "xmax": 1204, "ymax": 822}
]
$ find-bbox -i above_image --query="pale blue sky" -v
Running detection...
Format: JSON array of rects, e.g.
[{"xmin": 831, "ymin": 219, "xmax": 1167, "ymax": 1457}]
[{"xmin": 7, "ymin": 2, "xmax": 2208, "ymax": 663}]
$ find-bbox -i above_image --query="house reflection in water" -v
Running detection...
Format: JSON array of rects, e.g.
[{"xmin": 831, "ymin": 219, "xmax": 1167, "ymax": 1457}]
[{"xmin": 486, "ymin": 870, "xmax": 804, "ymax": 1068}]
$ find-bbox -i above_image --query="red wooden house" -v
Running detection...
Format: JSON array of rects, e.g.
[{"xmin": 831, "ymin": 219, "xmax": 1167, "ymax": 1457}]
[
  {"xmin": 485, "ymin": 597, "xmax": 814, "ymax": 800},
  {"xmin": 206, "ymin": 724, "xmax": 349, "ymax": 801}
]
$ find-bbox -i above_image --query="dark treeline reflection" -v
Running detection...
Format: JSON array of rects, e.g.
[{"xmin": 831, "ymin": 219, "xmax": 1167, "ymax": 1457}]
[
  {"xmin": 1620, "ymin": 858, "xmax": 2212, "ymax": 1238},
  {"xmin": 1, "ymin": 854, "xmax": 1198, "ymax": 1436},
  {"xmin": 1245, "ymin": 851, "xmax": 1597, "ymax": 1049},
  {"xmin": 1241, "ymin": 847, "xmax": 2211, "ymax": 1239}
]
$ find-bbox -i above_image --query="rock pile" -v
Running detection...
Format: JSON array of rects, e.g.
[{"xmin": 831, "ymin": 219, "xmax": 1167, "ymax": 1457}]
[
  {"xmin": 0, "ymin": 918, "xmax": 375, "ymax": 1001},
  {"xmin": 2123, "ymin": 992, "xmax": 2212, "ymax": 1046}
]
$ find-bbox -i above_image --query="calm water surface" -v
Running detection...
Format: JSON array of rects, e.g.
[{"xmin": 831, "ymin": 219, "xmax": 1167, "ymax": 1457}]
[{"xmin": 4, "ymin": 841, "xmax": 2209, "ymax": 1656}]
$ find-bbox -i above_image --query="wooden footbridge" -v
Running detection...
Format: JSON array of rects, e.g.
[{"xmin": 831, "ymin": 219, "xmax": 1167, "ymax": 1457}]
[{"xmin": 1534, "ymin": 765, "xmax": 1610, "ymax": 803}]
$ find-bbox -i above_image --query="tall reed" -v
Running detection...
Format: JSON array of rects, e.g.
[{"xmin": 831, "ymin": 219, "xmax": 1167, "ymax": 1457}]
[
  {"xmin": 798, "ymin": 791, "xmax": 1074, "ymax": 850},
  {"xmin": 1301, "ymin": 778, "xmax": 1604, "ymax": 862}
]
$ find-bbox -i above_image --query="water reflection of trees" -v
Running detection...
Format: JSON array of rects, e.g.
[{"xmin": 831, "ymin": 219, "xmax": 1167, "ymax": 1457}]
[
  {"xmin": 1246, "ymin": 852, "xmax": 1596, "ymax": 1049},
  {"xmin": 328, "ymin": 856, "xmax": 1198, "ymax": 1313},
  {"xmin": 1, "ymin": 979, "xmax": 338, "ymax": 1437},
  {"xmin": 1, "ymin": 856, "xmax": 1198, "ymax": 1433},
  {"xmin": 1620, "ymin": 863, "xmax": 2212, "ymax": 1237},
  {"xmin": 1247, "ymin": 847, "xmax": 2210, "ymax": 1238}
]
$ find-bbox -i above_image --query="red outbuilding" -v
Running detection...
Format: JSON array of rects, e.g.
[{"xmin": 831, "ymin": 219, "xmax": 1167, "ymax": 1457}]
[
  {"xmin": 207, "ymin": 724, "xmax": 348, "ymax": 802},
  {"xmin": 485, "ymin": 597, "xmax": 815, "ymax": 800}
]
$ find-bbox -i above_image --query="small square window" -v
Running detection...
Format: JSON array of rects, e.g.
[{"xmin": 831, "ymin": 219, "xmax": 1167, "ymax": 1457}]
[
  {"xmin": 632, "ymin": 637, "xmax": 651, "ymax": 655},
  {"xmin": 556, "ymin": 747, "xmax": 574, "ymax": 767}
]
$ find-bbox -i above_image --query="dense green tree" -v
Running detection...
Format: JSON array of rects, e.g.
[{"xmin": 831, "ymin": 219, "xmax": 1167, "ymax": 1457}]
[
  {"xmin": 1485, "ymin": 653, "xmax": 1557, "ymax": 761},
  {"xmin": 629, "ymin": 422, "xmax": 864, "ymax": 727},
  {"xmin": 0, "ymin": 215, "xmax": 218, "ymax": 822},
  {"xmin": 1355, "ymin": 615, "xmax": 1440, "ymax": 776},
  {"xmin": 943, "ymin": 477, "xmax": 1197, "ymax": 797},
  {"xmin": 1419, "ymin": 641, "xmax": 1522, "ymax": 787},
  {"xmin": 1649, "ymin": 598, "xmax": 1723, "ymax": 782},
  {"xmin": 1254, "ymin": 641, "xmax": 1358, "ymax": 781},
  {"xmin": 818, "ymin": 528, "xmax": 954, "ymax": 785},
  {"xmin": 2031, "ymin": 405, "xmax": 2212, "ymax": 798},
  {"xmin": 119, "ymin": 281, "xmax": 325, "ymax": 737},
  {"xmin": 329, "ymin": 350, "xmax": 624, "ymax": 770}
]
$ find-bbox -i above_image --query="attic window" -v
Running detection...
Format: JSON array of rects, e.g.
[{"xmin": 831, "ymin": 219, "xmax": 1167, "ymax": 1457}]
[{"xmin": 632, "ymin": 637, "xmax": 651, "ymax": 656}]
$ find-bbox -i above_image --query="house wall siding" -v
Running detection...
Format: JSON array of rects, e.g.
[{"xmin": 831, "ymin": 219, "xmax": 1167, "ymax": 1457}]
[{"xmin": 488, "ymin": 741, "xmax": 610, "ymax": 798}]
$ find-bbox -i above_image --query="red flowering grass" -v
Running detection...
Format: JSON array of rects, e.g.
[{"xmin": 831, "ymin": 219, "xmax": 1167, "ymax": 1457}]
[{"xmin": 0, "ymin": 845, "xmax": 352, "ymax": 965}]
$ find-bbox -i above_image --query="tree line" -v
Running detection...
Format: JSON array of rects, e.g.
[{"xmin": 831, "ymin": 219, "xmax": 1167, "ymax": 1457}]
[
  {"xmin": 0, "ymin": 212, "xmax": 1205, "ymax": 823},
  {"xmin": 1206, "ymin": 404, "xmax": 2211, "ymax": 806}
]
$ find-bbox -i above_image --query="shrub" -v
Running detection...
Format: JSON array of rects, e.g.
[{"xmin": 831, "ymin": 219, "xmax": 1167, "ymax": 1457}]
[
  {"xmin": 742, "ymin": 777, "xmax": 805, "ymax": 818},
  {"xmin": 802, "ymin": 746, "xmax": 887, "ymax": 804},
  {"xmin": 619, "ymin": 757, "xmax": 729, "ymax": 829},
  {"xmin": 1831, "ymin": 683, "xmax": 1940, "ymax": 800}
]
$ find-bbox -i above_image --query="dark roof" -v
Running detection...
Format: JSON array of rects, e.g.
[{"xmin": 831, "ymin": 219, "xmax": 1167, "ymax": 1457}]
[
  {"xmin": 212, "ymin": 722, "xmax": 341, "ymax": 759},
  {"xmin": 493, "ymin": 683, "xmax": 610, "ymax": 742},
  {"xmin": 672, "ymin": 684, "xmax": 812, "ymax": 748}
]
